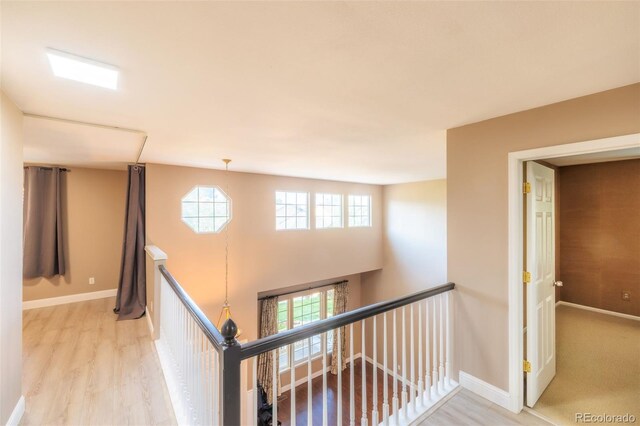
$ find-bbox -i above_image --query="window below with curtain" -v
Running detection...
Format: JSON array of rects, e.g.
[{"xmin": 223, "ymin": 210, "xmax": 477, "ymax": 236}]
[
  {"xmin": 277, "ymin": 288, "xmax": 335, "ymax": 372},
  {"xmin": 257, "ymin": 280, "xmax": 349, "ymax": 404}
]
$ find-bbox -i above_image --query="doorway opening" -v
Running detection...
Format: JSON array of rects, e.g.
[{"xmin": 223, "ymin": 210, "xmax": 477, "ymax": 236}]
[{"xmin": 506, "ymin": 133, "xmax": 640, "ymax": 418}]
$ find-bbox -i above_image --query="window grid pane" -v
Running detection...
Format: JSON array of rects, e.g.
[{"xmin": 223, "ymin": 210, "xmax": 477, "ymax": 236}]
[
  {"xmin": 181, "ymin": 186, "xmax": 231, "ymax": 233},
  {"xmin": 315, "ymin": 193, "xmax": 343, "ymax": 229},
  {"xmin": 348, "ymin": 195, "xmax": 372, "ymax": 227},
  {"xmin": 276, "ymin": 191, "xmax": 309, "ymax": 230},
  {"xmin": 278, "ymin": 287, "xmax": 340, "ymax": 371}
]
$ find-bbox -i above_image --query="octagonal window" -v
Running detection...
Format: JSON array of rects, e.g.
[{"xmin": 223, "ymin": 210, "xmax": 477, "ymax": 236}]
[{"xmin": 181, "ymin": 186, "xmax": 231, "ymax": 233}]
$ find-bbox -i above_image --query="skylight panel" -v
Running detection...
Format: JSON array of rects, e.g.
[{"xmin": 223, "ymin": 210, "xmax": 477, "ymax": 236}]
[{"xmin": 46, "ymin": 48, "xmax": 119, "ymax": 90}]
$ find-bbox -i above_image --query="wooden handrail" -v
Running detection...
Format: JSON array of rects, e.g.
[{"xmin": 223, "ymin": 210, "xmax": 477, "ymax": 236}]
[
  {"xmin": 158, "ymin": 265, "xmax": 225, "ymax": 351},
  {"xmin": 239, "ymin": 282, "xmax": 455, "ymax": 360}
]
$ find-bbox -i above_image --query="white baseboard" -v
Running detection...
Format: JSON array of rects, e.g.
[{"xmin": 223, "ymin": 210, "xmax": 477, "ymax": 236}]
[
  {"xmin": 556, "ymin": 301, "xmax": 639, "ymax": 321},
  {"xmin": 145, "ymin": 308, "xmax": 154, "ymax": 336},
  {"xmin": 363, "ymin": 355, "xmax": 416, "ymax": 389},
  {"xmin": 6, "ymin": 395, "xmax": 25, "ymax": 426},
  {"xmin": 459, "ymin": 371, "xmax": 510, "ymax": 410},
  {"xmin": 23, "ymin": 288, "xmax": 118, "ymax": 310}
]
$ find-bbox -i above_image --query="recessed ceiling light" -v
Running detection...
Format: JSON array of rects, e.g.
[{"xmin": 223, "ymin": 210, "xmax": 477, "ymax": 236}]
[{"xmin": 46, "ymin": 48, "xmax": 119, "ymax": 90}]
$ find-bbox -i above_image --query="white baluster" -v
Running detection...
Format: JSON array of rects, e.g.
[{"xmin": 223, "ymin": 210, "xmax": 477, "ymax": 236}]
[
  {"xmin": 197, "ymin": 331, "xmax": 202, "ymax": 423},
  {"xmin": 418, "ymin": 303, "xmax": 424, "ymax": 408},
  {"xmin": 382, "ymin": 312, "xmax": 390, "ymax": 426},
  {"xmin": 272, "ymin": 350, "xmax": 278, "ymax": 426},
  {"xmin": 291, "ymin": 345, "xmax": 296, "ymax": 426},
  {"xmin": 214, "ymin": 348, "xmax": 219, "ymax": 422},
  {"xmin": 432, "ymin": 298, "xmax": 438, "ymax": 396},
  {"xmin": 410, "ymin": 304, "xmax": 416, "ymax": 416},
  {"xmin": 425, "ymin": 299, "xmax": 431, "ymax": 403},
  {"xmin": 392, "ymin": 310, "xmax": 399, "ymax": 420},
  {"xmin": 445, "ymin": 291, "xmax": 452, "ymax": 388},
  {"xmin": 350, "ymin": 323, "xmax": 355, "ymax": 426},
  {"xmin": 439, "ymin": 294, "xmax": 444, "ymax": 393},
  {"xmin": 401, "ymin": 307, "xmax": 408, "ymax": 421},
  {"xmin": 323, "ymin": 333, "xmax": 328, "ymax": 426},
  {"xmin": 372, "ymin": 316, "xmax": 378, "ymax": 425},
  {"xmin": 361, "ymin": 320, "xmax": 367, "ymax": 426},
  {"xmin": 338, "ymin": 327, "xmax": 343, "ymax": 426},
  {"xmin": 308, "ymin": 337, "xmax": 312, "ymax": 426}
]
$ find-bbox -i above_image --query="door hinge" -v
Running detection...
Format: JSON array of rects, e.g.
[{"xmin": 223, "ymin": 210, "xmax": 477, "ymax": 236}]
[
  {"xmin": 523, "ymin": 360, "xmax": 531, "ymax": 373},
  {"xmin": 523, "ymin": 271, "xmax": 531, "ymax": 283},
  {"xmin": 523, "ymin": 182, "xmax": 531, "ymax": 194}
]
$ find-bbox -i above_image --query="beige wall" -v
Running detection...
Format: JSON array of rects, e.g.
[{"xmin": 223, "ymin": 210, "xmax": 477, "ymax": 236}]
[
  {"xmin": 361, "ymin": 180, "xmax": 447, "ymax": 302},
  {"xmin": 23, "ymin": 167, "xmax": 127, "ymax": 301},
  {"xmin": 1, "ymin": 92, "xmax": 24, "ymax": 423},
  {"xmin": 146, "ymin": 163, "xmax": 383, "ymax": 341},
  {"xmin": 558, "ymin": 159, "xmax": 640, "ymax": 316},
  {"xmin": 447, "ymin": 83, "xmax": 640, "ymax": 391},
  {"xmin": 360, "ymin": 180, "xmax": 448, "ymax": 376}
]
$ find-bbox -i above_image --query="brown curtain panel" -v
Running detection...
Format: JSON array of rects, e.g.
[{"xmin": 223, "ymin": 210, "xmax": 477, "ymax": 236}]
[
  {"xmin": 114, "ymin": 165, "xmax": 146, "ymax": 320},
  {"xmin": 330, "ymin": 281, "xmax": 349, "ymax": 374},
  {"xmin": 257, "ymin": 296, "xmax": 280, "ymax": 404},
  {"xmin": 23, "ymin": 166, "xmax": 66, "ymax": 279}
]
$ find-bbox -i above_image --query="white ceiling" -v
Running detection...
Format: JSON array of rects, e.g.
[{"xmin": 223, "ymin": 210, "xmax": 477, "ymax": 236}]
[
  {"xmin": 2, "ymin": 2, "xmax": 639, "ymax": 184},
  {"xmin": 545, "ymin": 147, "xmax": 640, "ymax": 167},
  {"xmin": 23, "ymin": 115, "xmax": 145, "ymax": 170}
]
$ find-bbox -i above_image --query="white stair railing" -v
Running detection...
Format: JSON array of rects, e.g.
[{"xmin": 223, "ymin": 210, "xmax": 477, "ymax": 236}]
[
  {"xmin": 147, "ymin": 250, "xmax": 455, "ymax": 426},
  {"xmin": 240, "ymin": 283, "xmax": 456, "ymax": 426}
]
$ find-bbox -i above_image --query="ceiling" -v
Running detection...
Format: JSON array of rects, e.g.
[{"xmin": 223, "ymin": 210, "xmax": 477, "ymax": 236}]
[
  {"xmin": 2, "ymin": 2, "xmax": 639, "ymax": 184},
  {"xmin": 545, "ymin": 147, "xmax": 640, "ymax": 167}
]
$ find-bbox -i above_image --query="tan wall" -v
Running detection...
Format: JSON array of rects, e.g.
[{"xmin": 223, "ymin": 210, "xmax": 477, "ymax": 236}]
[
  {"xmin": 146, "ymin": 163, "xmax": 383, "ymax": 341},
  {"xmin": 447, "ymin": 83, "xmax": 640, "ymax": 391},
  {"xmin": 361, "ymin": 180, "xmax": 448, "ymax": 302},
  {"xmin": 558, "ymin": 159, "xmax": 640, "ymax": 316},
  {"xmin": 1, "ymin": 92, "xmax": 24, "ymax": 423},
  {"xmin": 360, "ymin": 180, "xmax": 448, "ymax": 377},
  {"xmin": 23, "ymin": 167, "xmax": 127, "ymax": 301}
]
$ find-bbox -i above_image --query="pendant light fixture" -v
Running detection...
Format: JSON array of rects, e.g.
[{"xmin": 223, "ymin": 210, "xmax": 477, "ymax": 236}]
[{"xmin": 217, "ymin": 159, "xmax": 237, "ymax": 334}]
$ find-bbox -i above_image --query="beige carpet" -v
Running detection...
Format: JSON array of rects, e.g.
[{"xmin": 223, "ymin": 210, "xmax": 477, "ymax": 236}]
[{"xmin": 533, "ymin": 304, "xmax": 640, "ymax": 425}]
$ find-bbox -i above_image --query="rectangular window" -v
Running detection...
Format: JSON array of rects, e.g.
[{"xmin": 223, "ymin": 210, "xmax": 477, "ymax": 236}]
[
  {"xmin": 277, "ymin": 288, "xmax": 336, "ymax": 371},
  {"xmin": 315, "ymin": 193, "xmax": 343, "ymax": 229},
  {"xmin": 275, "ymin": 191, "xmax": 309, "ymax": 230},
  {"xmin": 348, "ymin": 195, "xmax": 372, "ymax": 227}
]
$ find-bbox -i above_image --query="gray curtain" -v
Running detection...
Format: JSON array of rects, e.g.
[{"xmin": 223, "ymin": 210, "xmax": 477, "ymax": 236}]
[
  {"xmin": 257, "ymin": 296, "xmax": 279, "ymax": 404},
  {"xmin": 23, "ymin": 166, "xmax": 66, "ymax": 279},
  {"xmin": 114, "ymin": 165, "xmax": 146, "ymax": 320},
  {"xmin": 330, "ymin": 281, "xmax": 349, "ymax": 374}
]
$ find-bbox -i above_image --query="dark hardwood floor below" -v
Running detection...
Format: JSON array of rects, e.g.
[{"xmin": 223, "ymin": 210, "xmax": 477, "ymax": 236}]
[{"xmin": 275, "ymin": 358, "xmax": 411, "ymax": 426}]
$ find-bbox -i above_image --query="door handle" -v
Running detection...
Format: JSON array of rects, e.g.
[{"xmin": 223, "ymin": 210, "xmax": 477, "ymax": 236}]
[{"xmin": 553, "ymin": 281, "xmax": 563, "ymax": 287}]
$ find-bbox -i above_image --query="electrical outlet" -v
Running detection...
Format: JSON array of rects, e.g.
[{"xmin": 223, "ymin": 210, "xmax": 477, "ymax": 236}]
[
  {"xmin": 89, "ymin": 277, "xmax": 95, "ymax": 285},
  {"xmin": 622, "ymin": 291, "xmax": 631, "ymax": 301}
]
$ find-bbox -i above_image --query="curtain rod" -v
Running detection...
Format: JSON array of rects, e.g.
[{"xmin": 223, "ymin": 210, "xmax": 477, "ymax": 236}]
[
  {"xmin": 24, "ymin": 166, "xmax": 70, "ymax": 172},
  {"xmin": 257, "ymin": 279, "xmax": 348, "ymax": 301}
]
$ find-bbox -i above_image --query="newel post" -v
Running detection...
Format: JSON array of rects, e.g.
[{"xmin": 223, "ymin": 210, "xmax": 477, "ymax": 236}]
[
  {"xmin": 221, "ymin": 317, "xmax": 242, "ymax": 426},
  {"xmin": 144, "ymin": 245, "xmax": 168, "ymax": 340}
]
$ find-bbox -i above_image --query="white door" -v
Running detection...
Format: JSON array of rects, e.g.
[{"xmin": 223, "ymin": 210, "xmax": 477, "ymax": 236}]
[{"xmin": 525, "ymin": 161, "xmax": 557, "ymax": 407}]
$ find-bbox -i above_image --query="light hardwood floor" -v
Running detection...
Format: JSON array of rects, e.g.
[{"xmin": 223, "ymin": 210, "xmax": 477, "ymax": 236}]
[
  {"xmin": 418, "ymin": 389, "xmax": 551, "ymax": 426},
  {"xmin": 21, "ymin": 297, "xmax": 551, "ymax": 426},
  {"xmin": 21, "ymin": 297, "xmax": 176, "ymax": 426}
]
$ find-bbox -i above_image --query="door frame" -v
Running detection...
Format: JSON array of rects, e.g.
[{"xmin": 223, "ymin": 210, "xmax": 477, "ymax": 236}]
[{"xmin": 506, "ymin": 132, "xmax": 640, "ymax": 413}]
